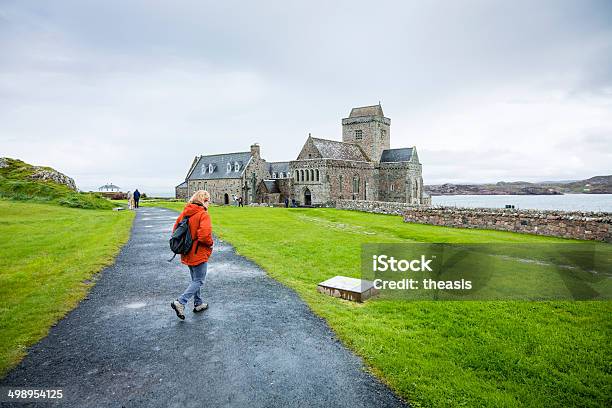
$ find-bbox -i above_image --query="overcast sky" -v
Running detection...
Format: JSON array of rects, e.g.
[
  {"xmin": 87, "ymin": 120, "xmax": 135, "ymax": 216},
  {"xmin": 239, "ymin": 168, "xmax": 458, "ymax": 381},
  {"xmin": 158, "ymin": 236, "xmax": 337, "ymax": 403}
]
[{"xmin": 1, "ymin": 0, "xmax": 611, "ymax": 195}]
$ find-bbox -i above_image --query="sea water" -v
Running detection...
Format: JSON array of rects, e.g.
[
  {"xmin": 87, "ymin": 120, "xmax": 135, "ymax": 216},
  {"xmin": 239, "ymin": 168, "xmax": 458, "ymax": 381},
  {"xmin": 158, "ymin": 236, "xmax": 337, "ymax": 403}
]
[{"xmin": 431, "ymin": 194, "xmax": 612, "ymax": 212}]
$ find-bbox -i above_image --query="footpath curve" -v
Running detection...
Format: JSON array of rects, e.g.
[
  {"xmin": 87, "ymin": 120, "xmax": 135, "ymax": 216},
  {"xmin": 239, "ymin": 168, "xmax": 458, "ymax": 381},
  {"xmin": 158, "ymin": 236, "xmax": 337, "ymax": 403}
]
[{"xmin": 1, "ymin": 207, "xmax": 406, "ymax": 407}]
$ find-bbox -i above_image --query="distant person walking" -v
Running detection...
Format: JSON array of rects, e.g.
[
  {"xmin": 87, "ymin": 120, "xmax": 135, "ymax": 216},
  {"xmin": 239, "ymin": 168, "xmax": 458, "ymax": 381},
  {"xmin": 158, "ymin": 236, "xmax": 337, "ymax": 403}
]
[
  {"xmin": 126, "ymin": 190, "xmax": 134, "ymax": 210},
  {"xmin": 170, "ymin": 190, "xmax": 214, "ymax": 320},
  {"xmin": 238, "ymin": 197, "xmax": 243, "ymax": 207},
  {"xmin": 133, "ymin": 189, "xmax": 141, "ymax": 208}
]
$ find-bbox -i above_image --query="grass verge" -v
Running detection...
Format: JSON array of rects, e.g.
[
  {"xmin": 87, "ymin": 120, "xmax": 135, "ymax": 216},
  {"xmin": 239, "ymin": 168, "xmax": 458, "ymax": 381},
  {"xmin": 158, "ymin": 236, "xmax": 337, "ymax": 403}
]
[
  {"xmin": 0, "ymin": 200, "xmax": 134, "ymax": 377},
  {"xmin": 148, "ymin": 202, "xmax": 611, "ymax": 408}
]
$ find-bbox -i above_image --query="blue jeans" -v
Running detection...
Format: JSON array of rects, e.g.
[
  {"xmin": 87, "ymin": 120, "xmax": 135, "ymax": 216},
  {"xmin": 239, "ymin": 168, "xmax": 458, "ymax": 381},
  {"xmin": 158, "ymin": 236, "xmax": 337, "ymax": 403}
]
[{"xmin": 178, "ymin": 262, "xmax": 207, "ymax": 306}]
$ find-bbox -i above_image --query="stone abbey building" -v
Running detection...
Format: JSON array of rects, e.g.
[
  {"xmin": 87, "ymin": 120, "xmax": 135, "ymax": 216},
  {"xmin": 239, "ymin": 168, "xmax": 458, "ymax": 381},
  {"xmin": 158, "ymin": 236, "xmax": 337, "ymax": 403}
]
[{"xmin": 176, "ymin": 104, "xmax": 429, "ymax": 206}]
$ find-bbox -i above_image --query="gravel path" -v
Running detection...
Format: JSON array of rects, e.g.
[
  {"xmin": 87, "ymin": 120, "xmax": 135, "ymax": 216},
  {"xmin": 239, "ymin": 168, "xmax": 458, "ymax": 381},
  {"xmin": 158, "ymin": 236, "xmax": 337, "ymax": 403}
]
[{"xmin": 1, "ymin": 207, "xmax": 406, "ymax": 407}]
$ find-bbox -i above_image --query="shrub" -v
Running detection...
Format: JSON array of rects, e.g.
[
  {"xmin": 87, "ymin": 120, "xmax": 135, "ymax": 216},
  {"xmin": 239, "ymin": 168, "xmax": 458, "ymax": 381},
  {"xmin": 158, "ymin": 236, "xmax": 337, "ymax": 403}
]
[
  {"xmin": 110, "ymin": 192, "xmax": 127, "ymax": 200},
  {"xmin": 58, "ymin": 193, "xmax": 115, "ymax": 210}
]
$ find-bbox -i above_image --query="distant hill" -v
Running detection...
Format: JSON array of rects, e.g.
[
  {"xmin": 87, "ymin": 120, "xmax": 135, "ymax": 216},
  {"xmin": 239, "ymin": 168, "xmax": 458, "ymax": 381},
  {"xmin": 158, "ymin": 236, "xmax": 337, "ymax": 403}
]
[
  {"xmin": 426, "ymin": 175, "xmax": 612, "ymax": 196},
  {"xmin": 0, "ymin": 157, "xmax": 114, "ymax": 209},
  {"xmin": 557, "ymin": 176, "xmax": 612, "ymax": 194}
]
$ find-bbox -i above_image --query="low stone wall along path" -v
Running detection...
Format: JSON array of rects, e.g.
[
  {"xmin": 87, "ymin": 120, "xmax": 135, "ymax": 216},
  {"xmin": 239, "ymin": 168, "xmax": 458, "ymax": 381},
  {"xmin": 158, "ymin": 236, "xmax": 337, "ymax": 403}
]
[{"xmin": 1, "ymin": 207, "xmax": 406, "ymax": 408}]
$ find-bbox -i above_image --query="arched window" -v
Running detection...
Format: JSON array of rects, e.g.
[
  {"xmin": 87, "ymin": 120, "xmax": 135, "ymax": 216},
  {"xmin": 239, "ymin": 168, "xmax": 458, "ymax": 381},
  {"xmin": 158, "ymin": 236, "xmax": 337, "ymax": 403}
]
[
  {"xmin": 234, "ymin": 162, "xmax": 240, "ymax": 172},
  {"xmin": 201, "ymin": 165, "xmax": 207, "ymax": 175},
  {"xmin": 272, "ymin": 172, "xmax": 277, "ymax": 179},
  {"xmin": 315, "ymin": 169, "xmax": 319, "ymax": 181},
  {"xmin": 310, "ymin": 169, "xmax": 314, "ymax": 182},
  {"xmin": 227, "ymin": 163, "xmax": 232, "ymax": 172},
  {"xmin": 208, "ymin": 164, "xmax": 214, "ymax": 173},
  {"xmin": 353, "ymin": 175, "xmax": 360, "ymax": 194},
  {"xmin": 306, "ymin": 170, "xmax": 310, "ymax": 182},
  {"xmin": 339, "ymin": 175, "xmax": 343, "ymax": 190},
  {"xmin": 300, "ymin": 170, "xmax": 304, "ymax": 181},
  {"xmin": 279, "ymin": 172, "xmax": 284, "ymax": 178},
  {"xmin": 295, "ymin": 170, "xmax": 299, "ymax": 181}
]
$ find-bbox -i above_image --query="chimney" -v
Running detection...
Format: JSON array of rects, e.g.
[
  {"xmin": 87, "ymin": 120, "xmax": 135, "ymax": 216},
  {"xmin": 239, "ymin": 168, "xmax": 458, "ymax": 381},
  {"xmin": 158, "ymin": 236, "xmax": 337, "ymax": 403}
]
[{"xmin": 250, "ymin": 143, "xmax": 260, "ymax": 159}]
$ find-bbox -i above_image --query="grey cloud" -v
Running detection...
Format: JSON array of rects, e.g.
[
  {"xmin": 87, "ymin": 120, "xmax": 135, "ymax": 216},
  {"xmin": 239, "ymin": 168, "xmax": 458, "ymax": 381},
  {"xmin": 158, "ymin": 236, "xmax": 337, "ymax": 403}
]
[{"xmin": 0, "ymin": 0, "xmax": 611, "ymax": 195}]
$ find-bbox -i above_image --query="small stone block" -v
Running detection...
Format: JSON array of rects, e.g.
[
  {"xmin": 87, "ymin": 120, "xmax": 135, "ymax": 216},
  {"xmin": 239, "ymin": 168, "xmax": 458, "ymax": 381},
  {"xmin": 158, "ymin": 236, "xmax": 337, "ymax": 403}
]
[{"xmin": 317, "ymin": 276, "xmax": 378, "ymax": 302}]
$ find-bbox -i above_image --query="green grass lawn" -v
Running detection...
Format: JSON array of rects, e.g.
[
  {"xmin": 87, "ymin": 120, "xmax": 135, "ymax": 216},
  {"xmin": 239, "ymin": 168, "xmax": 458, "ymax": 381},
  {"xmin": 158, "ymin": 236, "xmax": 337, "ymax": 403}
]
[
  {"xmin": 149, "ymin": 202, "xmax": 611, "ymax": 407},
  {"xmin": 0, "ymin": 200, "xmax": 134, "ymax": 376}
]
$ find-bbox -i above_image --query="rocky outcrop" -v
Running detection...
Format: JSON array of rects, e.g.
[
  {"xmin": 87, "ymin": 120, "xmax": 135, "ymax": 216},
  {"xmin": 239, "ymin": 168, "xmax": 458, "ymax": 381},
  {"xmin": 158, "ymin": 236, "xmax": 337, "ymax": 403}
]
[
  {"xmin": 0, "ymin": 158, "xmax": 8, "ymax": 169},
  {"xmin": 29, "ymin": 166, "xmax": 78, "ymax": 191}
]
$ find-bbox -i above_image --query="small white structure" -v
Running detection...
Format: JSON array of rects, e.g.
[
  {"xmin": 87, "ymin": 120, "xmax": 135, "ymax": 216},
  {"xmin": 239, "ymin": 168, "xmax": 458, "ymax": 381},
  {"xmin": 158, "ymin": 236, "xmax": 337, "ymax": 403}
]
[
  {"xmin": 317, "ymin": 276, "xmax": 378, "ymax": 302},
  {"xmin": 98, "ymin": 183, "xmax": 121, "ymax": 192}
]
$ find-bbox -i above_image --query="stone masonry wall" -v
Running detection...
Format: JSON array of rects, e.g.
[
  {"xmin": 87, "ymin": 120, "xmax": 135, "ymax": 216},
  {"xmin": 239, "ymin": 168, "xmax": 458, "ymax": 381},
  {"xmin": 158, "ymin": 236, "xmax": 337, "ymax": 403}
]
[
  {"xmin": 188, "ymin": 178, "xmax": 243, "ymax": 204},
  {"xmin": 324, "ymin": 161, "xmax": 374, "ymax": 202},
  {"xmin": 335, "ymin": 200, "xmax": 612, "ymax": 242},
  {"xmin": 243, "ymin": 155, "xmax": 270, "ymax": 204},
  {"xmin": 403, "ymin": 207, "xmax": 612, "ymax": 242},
  {"xmin": 291, "ymin": 159, "xmax": 375, "ymax": 205},
  {"xmin": 335, "ymin": 199, "xmax": 422, "ymax": 215},
  {"xmin": 175, "ymin": 185, "xmax": 188, "ymax": 200}
]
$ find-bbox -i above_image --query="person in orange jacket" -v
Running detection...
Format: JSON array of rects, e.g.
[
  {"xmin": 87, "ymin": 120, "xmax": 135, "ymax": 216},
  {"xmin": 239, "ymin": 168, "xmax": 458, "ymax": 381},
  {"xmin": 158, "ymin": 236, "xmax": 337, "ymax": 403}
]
[{"xmin": 170, "ymin": 190, "xmax": 214, "ymax": 320}]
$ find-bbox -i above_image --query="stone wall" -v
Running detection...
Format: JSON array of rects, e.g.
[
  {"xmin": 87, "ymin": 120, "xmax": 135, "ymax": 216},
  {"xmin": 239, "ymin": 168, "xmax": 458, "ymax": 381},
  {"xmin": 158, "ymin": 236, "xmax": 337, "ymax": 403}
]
[
  {"xmin": 244, "ymin": 154, "xmax": 270, "ymax": 204},
  {"xmin": 326, "ymin": 160, "xmax": 374, "ymax": 202},
  {"xmin": 403, "ymin": 207, "xmax": 612, "ymax": 242},
  {"xmin": 175, "ymin": 185, "xmax": 188, "ymax": 200},
  {"xmin": 188, "ymin": 178, "xmax": 243, "ymax": 205},
  {"xmin": 277, "ymin": 178, "xmax": 293, "ymax": 201},
  {"xmin": 335, "ymin": 199, "xmax": 422, "ymax": 215},
  {"xmin": 335, "ymin": 201, "xmax": 611, "ymax": 242},
  {"xmin": 376, "ymin": 161, "xmax": 423, "ymax": 204},
  {"xmin": 290, "ymin": 158, "xmax": 329, "ymax": 204},
  {"xmin": 290, "ymin": 159, "xmax": 375, "ymax": 205}
]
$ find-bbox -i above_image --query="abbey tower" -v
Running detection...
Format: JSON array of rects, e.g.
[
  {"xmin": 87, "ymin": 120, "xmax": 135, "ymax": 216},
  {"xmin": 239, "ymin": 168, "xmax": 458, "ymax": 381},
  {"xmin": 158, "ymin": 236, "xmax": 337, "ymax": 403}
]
[{"xmin": 341, "ymin": 104, "xmax": 390, "ymax": 162}]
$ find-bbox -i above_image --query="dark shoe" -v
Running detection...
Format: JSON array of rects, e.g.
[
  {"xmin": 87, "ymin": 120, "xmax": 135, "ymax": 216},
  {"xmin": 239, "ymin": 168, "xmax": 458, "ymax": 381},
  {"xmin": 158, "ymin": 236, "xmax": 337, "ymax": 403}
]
[
  {"xmin": 171, "ymin": 300, "xmax": 185, "ymax": 320},
  {"xmin": 193, "ymin": 303, "xmax": 209, "ymax": 313}
]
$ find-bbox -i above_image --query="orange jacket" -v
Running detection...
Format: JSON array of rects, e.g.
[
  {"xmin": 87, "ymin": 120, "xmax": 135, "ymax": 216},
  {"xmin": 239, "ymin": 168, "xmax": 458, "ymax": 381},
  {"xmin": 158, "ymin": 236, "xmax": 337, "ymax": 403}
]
[{"xmin": 173, "ymin": 203, "xmax": 214, "ymax": 266}]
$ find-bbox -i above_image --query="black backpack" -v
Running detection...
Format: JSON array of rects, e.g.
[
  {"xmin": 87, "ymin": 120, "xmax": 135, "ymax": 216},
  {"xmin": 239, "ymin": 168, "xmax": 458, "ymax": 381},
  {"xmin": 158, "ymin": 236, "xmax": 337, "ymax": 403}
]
[{"xmin": 168, "ymin": 216, "xmax": 195, "ymax": 261}]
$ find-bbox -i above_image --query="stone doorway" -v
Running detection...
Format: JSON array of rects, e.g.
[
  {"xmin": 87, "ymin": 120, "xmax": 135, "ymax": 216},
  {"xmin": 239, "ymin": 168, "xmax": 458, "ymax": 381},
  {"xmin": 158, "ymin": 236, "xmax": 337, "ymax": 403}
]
[
  {"xmin": 304, "ymin": 188, "xmax": 312, "ymax": 206},
  {"xmin": 224, "ymin": 193, "xmax": 229, "ymax": 205}
]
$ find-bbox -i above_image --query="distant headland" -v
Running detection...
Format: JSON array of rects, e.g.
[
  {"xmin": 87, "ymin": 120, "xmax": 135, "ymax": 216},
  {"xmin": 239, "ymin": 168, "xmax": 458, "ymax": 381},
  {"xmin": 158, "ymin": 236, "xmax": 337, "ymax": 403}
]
[{"xmin": 425, "ymin": 175, "xmax": 612, "ymax": 195}]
